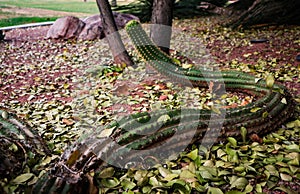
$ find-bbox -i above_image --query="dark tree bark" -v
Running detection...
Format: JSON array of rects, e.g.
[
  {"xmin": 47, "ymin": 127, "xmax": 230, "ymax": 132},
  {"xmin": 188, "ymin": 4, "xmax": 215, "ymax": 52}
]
[
  {"xmin": 205, "ymin": 0, "xmax": 228, "ymax": 7},
  {"xmin": 227, "ymin": 0, "xmax": 255, "ymax": 11},
  {"xmin": 96, "ymin": 0, "xmax": 134, "ymax": 66},
  {"xmin": 229, "ymin": 0, "xmax": 300, "ymax": 28},
  {"xmin": 197, "ymin": 0, "xmax": 254, "ymax": 16},
  {"xmin": 150, "ymin": 0, "xmax": 175, "ymax": 55}
]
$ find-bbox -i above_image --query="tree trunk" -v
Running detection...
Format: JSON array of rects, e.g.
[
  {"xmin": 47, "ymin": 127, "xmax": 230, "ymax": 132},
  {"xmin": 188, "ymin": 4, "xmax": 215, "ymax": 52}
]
[
  {"xmin": 150, "ymin": 0, "xmax": 175, "ymax": 55},
  {"xmin": 227, "ymin": 0, "xmax": 255, "ymax": 11},
  {"xmin": 205, "ymin": 0, "xmax": 228, "ymax": 7},
  {"xmin": 96, "ymin": 0, "xmax": 134, "ymax": 66},
  {"xmin": 229, "ymin": 0, "xmax": 300, "ymax": 28}
]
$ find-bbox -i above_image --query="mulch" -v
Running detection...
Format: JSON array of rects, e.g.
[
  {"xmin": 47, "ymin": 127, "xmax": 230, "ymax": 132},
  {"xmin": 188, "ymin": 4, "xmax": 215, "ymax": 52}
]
[
  {"xmin": 1, "ymin": 23, "xmax": 299, "ymax": 106},
  {"xmin": 3, "ymin": 25, "xmax": 50, "ymax": 41}
]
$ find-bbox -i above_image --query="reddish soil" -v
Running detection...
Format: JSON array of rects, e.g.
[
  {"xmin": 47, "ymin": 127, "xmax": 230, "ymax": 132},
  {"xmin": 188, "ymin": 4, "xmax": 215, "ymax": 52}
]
[
  {"xmin": 0, "ymin": 19, "xmax": 299, "ymax": 106},
  {"xmin": 0, "ymin": 26, "xmax": 82, "ymax": 104},
  {"xmin": 3, "ymin": 25, "xmax": 50, "ymax": 41}
]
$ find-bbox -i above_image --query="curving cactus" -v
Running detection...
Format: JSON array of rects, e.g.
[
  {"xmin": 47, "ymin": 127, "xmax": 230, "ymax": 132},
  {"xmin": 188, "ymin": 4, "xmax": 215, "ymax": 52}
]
[
  {"xmin": 32, "ymin": 21, "xmax": 296, "ymax": 193},
  {"xmin": 0, "ymin": 107, "xmax": 50, "ymax": 181}
]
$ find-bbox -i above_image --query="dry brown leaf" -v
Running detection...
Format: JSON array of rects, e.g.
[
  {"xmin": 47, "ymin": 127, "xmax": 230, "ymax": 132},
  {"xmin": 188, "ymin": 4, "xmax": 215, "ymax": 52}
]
[{"xmin": 62, "ymin": 118, "xmax": 74, "ymax": 126}]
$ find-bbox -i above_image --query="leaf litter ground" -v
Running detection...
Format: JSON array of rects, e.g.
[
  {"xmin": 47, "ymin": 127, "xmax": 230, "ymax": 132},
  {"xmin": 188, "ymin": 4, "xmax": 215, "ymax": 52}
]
[{"xmin": 0, "ymin": 16, "xmax": 299, "ymax": 193}]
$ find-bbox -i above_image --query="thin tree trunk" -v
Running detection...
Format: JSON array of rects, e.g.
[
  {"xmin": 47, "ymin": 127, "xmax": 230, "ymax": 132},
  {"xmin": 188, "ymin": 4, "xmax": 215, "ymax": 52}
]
[
  {"xmin": 150, "ymin": 0, "xmax": 175, "ymax": 55},
  {"xmin": 229, "ymin": 0, "xmax": 300, "ymax": 28},
  {"xmin": 96, "ymin": 0, "xmax": 134, "ymax": 66}
]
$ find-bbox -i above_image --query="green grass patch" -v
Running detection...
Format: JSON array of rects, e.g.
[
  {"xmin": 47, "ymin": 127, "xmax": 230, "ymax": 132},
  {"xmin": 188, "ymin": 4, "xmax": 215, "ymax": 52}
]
[
  {"xmin": 0, "ymin": 0, "xmax": 99, "ymax": 14},
  {"xmin": 0, "ymin": 16, "xmax": 58, "ymax": 27},
  {"xmin": 0, "ymin": 5, "xmax": 10, "ymax": 8}
]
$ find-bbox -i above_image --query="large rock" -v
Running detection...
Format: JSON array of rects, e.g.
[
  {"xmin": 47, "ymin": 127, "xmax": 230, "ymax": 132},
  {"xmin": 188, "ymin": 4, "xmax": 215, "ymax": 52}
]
[
  {"xmin": 112, "ymin": 12, "xmax": 140, "ymax": 28},
  {"xmin": 47, "ymin": 12, "xmax": 139, "ymax": 41},
  {"xmin": 47, "ymin": 16, "xmax": 85, "ymax": 39},
  {"xmin": 79, "ymin": 15, "xmax": 104, "ymax": 40}
]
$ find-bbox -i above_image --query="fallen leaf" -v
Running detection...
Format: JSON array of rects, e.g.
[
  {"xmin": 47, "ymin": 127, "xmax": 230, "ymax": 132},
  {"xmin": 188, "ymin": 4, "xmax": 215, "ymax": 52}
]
[
  {"xmin": 250, "ymin": 134, "xmax": 262, "ymax": 143},
  {"xmin": 62, "ymin": 118, "xmax": 74, "ymax": 126},
  {"xmin": 159, "ymin": 95, "xmax": 168, "ymax": 101}
]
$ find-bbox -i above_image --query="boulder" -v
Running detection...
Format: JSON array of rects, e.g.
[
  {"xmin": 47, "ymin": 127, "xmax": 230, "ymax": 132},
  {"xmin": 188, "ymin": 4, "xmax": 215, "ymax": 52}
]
[
  {"xmin": 47, "ymin": 12, "xmax": 139, "ymax": 41},
  {"xmin": 79, "ymin": 15, "xmax": 104, "ymax": 40},
  {"xmin": 47, "ymin": 16, "xmax": 85, "ymax": 39},
  {"xmin": 112, "ymin": 12, "xmax": 140, "ymax": 28}
]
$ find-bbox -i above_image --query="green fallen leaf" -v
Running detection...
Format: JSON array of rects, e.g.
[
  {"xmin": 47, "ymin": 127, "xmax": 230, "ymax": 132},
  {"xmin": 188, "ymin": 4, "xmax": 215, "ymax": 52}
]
[
  {"xmin": 227, "ymin": 137, "xmax": 237, "ymax": 147},
  {"xmin": 180, "ymin": 170, "xmax": 195, "ymax": 179},
  {"xmin": 255, "ymin": 183, "xmax": 262, "ymax": 193},
  {"xmin": 266, "ymin": 74, "xmax": 275, "ymax": 88},
  {"xmin": 234, "ymin": 166, "xmax": 245, "ymax": 173},
  {"xmin": 217, "ymin": 149, "xmax": 226, "ymax": 158},
  {"xmin": 134, "ymin": 170, "xmax": 148, "ymax": 181},
  {"xmin": 163, "ymin": 173, "xmax": 179, "ymax": 181},
  {"xmin": 265, "ymin": 165, "xmax": 279, "ymax": 177},
  {"xmin": 172, "ymin": 58, "xmax": 181, "ymax": 65},
  {"xmin": 98, "ymin": 167, "xmax": 115, "ymax": 178},
  {"xmin": 280, "ymin": 173, "xmax": 293, "ymax": 181},
  {"xmin": 101, "ymin": 178, "xmax": 120, "ymax": 188},
  {"xmin": 244, "ymin": 184, "xmax": 253, "ymax": 193},
  {"xmin": 230, "ymin": 177, "xmax": 248, "ymax": 189},
  {"xmin": 286, "ymin": 120, "xmax": 300, "ymax": 128},
  {"xmin": 211, "ymin": 105, "xmax": 221, "ymax": 114},
  {"xmin": 182, "ymin": 64, "xmax": 193, "ymax": 69},
  {"xmin": 142, "ymin": 186, "xmax": 152, "ymax": 193},
  {"xmin": 198, "ymin": 169, "xmax": 213, "ymax": 180},
  {"xmin": 121, "ymin": 178, "xmax": 136, "ymax": 190},
  {"xmin": 274, "ymin": 186, "xmax": 297, "ymax": 194},
  {"xmin": 240, "ymin": 127, "xmax": 247, "ymax": 143},
  {"xmin": 262, "ymin": 111, "xmax": 268, "ymax": 118},
  {"xmin": 285, "ymin": 144, "xmax": 300, "ymax": 152},
  {"xmin": 186, "ymin": 149, "xmax": 198, "ymax": 160},
  {"xmin": 11, "ymin": 173, "xmax": 34, "ymax": 184},
  {"xmin": 157, "ymin": 114, "xmax": 171, "ymax": 123},
  {"xmin": 149, "ymin": 177, "xmax": 159, "ymax": 186},
  {"xmin": 158, "ymin": 167, "xmax": 171, "ymax": 178},
  {"xmin": 208, "ymin": 187, "xmax": 224, "ymax": 194},
  {"xmin": 226, "ymin": 147, "xmax": 239, "ymax": 163},
  {"xmin": 172, "ymin": 180, "xmax": 191, "ymax": 194},
  {"xmin": 250, "ymin": 107, "xmax": 261, "ymax": 113},
  {"xmin": 40, "ymin": 156, "xmax": 52, "ymax": 166}
]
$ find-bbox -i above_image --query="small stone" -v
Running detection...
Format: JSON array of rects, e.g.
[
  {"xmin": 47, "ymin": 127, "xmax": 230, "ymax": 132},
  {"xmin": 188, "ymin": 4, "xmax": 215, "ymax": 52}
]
[
  {"xmin": 1, "ymin": 110, "xmax": 8, "ymax": 119},
  {"xmin": 0, "ymin": 30, "xmax": 5, "ymax": 40},
  {"xmin": 250, "ymin": 38, "xmax": 269, "ymax": 43}
]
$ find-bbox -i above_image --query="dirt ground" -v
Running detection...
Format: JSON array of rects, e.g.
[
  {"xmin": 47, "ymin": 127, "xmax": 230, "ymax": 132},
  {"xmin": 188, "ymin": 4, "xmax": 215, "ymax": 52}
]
[
  {"xmin": 1, "ymin": 16, "xmax": 299, "ymax": 105},
  {"xmin": 0, "ymin": 6, "xmax": 92, "ymax": 19}
]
